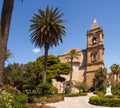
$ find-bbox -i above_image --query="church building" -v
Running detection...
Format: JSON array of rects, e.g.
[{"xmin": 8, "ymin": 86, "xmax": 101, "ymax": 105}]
[{"xmin": 52, "ymin": 18, "xmax": 104, "ymax": 93}]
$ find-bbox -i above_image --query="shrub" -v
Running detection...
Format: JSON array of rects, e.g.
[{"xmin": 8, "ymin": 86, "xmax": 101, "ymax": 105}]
[
  {"xmin": 0, "ymin": 89, "xmax": 13, "ymax": 108},
  {"xmin": 64, "ymin": 92, "xmax": 87, "ymax": 97},
  {"xmin": 0, "ymin": 85, "xmax": 27, "ymax": 108},
  {"xmin": 93, "ymin": 91, "xmax": 105, "ymax": 97},
  {"xmin": 89, "ymin": 96, "xmax": 120, "ymax": 107},
  {"xmin": 37, "ymin": 82, "xmax": 57, "ymax": 96},
  {"xmin": 104, "ymin": 95, "xmax": 114, "ymax": 98},
  {"xmin": 97, "ymin": 91, "xmax": 104, "ymax": 97},
  {"xmin": 74, "ymin": 82, "xmax": 89, "ymax": 92},
  {"xmin": 64, "ymin": 86, "xmax": 70, "ymax": 94}
]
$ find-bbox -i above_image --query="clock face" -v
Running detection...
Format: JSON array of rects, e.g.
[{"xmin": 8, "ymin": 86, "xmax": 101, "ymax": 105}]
[{"xmin": 93, "ymin": 37, "xmax": 97, "ymax": 45}]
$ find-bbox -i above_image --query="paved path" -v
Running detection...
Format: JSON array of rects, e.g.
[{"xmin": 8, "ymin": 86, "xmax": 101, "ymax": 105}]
[{"xmin": 47, "ymin": 93, "xmax": 119, "ymax": 108}]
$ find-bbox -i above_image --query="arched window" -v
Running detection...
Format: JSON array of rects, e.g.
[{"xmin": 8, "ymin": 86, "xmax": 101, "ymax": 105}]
[
  {"xmin": 92, "ymin": 37, "xmax": 97, "ymax": 45},
  {"xmin": 91, "ymin": 52, "xmax": 97, "ymax": 63}
]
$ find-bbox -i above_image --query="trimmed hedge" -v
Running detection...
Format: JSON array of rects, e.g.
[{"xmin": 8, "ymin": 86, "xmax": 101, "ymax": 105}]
[
  {"xmin": 64, "ymin": 92, "xmax": 87, "ymax": 97},
  {"xmin": 89, "ymin": 96, "xmax": 120, "ymax": 107}
]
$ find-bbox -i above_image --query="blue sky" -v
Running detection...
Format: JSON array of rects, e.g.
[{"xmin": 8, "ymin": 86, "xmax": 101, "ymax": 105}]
[{"xmin": 1, "ymin": 0, "xmax": 120, "ymax": 72}]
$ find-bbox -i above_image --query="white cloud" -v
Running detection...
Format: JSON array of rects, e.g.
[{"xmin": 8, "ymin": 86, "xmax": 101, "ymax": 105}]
[{"xmin": 32, "ymin": 48, "xmax": 40, "ymax": 54}]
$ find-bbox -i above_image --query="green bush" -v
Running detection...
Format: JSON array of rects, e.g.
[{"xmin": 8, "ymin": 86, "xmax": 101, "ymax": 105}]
[
  {"xmin": 0, "ymin": 85, "xmax": 27, "ymax": 108},
  {"xmin": 97, "ymin": 91, "xmax": 104, "ymax": 97},
  {"xmin": 37, "ymin": 82, "xmax": 57, "ymax": 96},
  {"xmin": 11, "ymin": 92, "xmax": 27, "ymax": 108},
  {"xmin": 111, "ymin": 81, "xmax": 120, "ymax": 97},
  {"xmin": 112, "ymin": 89, "xmax": 120, "ymax": 96},
  {"xmin": 89, "ymin": 96, "xmax": 120, "ymax": 107},
  {"xmin": 74, "ymin": 82, "xmax": 89, "ymax": 92},
  {"xmin": 64, "ymin": 86, "xmax": 70, "ymax": 94},
  {"xmin": 0, "ymin": 89, "xmax": 13, "ymax": 108},
  {"xmin": 64, "ymin": 92, "xmax": 87, "ymax": 97},
  {"xmin": 104, "ymin": 95, "xmax": 114, "ymax": 98}
]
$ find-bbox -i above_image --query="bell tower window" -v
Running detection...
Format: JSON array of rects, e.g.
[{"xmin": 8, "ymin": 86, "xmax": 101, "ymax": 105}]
[{"xmin": 92, "ymin": 37, "xmax": 97, "ymax": 45}]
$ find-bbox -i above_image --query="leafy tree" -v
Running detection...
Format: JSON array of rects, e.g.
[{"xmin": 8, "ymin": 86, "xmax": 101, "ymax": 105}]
[
  {"xmin": 4, "ymin": 62, "xmax": 41, "ymax": 91},
  {"xmin": 65, "ymin": 48, "xmax": 81, "ymax": 93},
  {"xmin": 74, "ymin": 82, "xmax": 89, "ymax": 92},
  {"xmin": 30, "ymin": 6, "xmax": 66, "ymax": 82},
  {"xmin": 37, "ymin": 82, "xmax": 56, "ymax": 96},
  {"xmin": 36, "ymin": 55, "xmax": 70, "ymax": 82},
  {"xmin": 93, "ymin": 67, "xmax": 107, "ymax": 92},
  {"xmin": 47, "ymin": 62, "xmax": 70, "ymax": 82},
  {"xmin": 4, "ymin": 63, "xmax": 24, "ymax": 90},
  {"xmin": 23, "ymin": 62, "xmax": 42, "ymax": 90},
  {"xmin": 110, "ymin": 64, "xmax": 120, "ymax": 82},
  {"xmin": 4, "ymin": 55, "xmax": 70, "ymax": 91}
]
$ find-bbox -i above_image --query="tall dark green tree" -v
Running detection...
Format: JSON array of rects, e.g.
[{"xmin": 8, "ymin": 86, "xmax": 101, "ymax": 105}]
[
  {"xmin": 4, "ymin": 63, "xmax": 24, "ymax": 90},
  {"xmin": 30, "ymin": 6, "xmax": 66, "ymax": 82},
  {"xmin": 65, "ymin": 48, "xmax": 81, "ymax": 93},
  {"xmin": 36, "ymin": 55, "xmax": 70, "ymax": 82},
  {"xmin": 4, "ymin": 55, "xmax": 70, "ymax": 91},
  {"xmin": 93, "ymin": 67, "xmax": 107, "ymax": 91},
  {"xmin": 23, "ymin": 62, "xmax": 42, "ymax": 90}
]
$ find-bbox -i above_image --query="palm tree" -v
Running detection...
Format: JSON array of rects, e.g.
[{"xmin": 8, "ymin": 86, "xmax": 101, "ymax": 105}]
[
  {"xmin": 65, "ymin": 48, "xmax": 81, "ymax": 93},
  {"xmin": 5, "ymin": 49, "xmax": 13, "ymax": 62},
  {"xmin": 110, "ymin": 64, "xmax": 120, "ymax": 82},
  {"xmin": 0, "ymin": 0, "xmax": 23, "ymax": 86},
  {"xmin": 0, "ymin": 0, "xmax": 14, "ymax": 86},
  {"xmin": 30, "ymin": 6, "xmax": 66, "ymax": 82}
]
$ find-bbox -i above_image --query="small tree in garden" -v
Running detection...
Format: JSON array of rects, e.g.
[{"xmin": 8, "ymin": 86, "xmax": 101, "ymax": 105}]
[
  {"xmin": 93, "ymin": 67, "xmax": 107, "ymax": 92},
  {"xmin": 37, "ymin": 82, "xmax": 56, "ymax": 96},
  {"xmin": 74, "ymin": 82, "xmax": 89, "ymax": 92}
]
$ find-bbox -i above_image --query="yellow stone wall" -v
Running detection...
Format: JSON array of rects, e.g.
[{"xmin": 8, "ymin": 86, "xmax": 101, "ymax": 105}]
[{"xmin": 86, "ymin": 27, "xmax": 104, "ymax": 86}]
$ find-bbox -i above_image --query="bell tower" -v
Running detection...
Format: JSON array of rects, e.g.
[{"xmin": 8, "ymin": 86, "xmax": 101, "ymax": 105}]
[{"xmin": 86, "ymin": 18, "xmax": 104, "ymax": 86}]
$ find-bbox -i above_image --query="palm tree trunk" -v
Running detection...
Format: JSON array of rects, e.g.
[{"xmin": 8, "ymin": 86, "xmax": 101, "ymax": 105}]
[
  {"xmin": 69, "ymin": 58, "xmax": 73, "ymax": 93},
  {"xmin": 43, "ymin": 44, "xmax": 49, "ymax": 82},
  {"xmin": 0, "ymin": 0, "xmax": 14, "ymax": 86}
]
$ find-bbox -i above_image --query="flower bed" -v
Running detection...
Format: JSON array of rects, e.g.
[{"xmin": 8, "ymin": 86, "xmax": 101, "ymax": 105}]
[{"xmin": 34, "ymin": 95, "xmax": 62, "ymax": 103}]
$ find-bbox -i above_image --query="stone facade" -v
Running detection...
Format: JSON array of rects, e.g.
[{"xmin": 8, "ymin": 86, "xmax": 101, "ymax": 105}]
[
  {"xmin": 52, "ymin": 18, "xmax": 104, "ymax": 93},
  {"xmin": 86, "ymin": 18, "xmax": 104, "ymax": 86}
]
